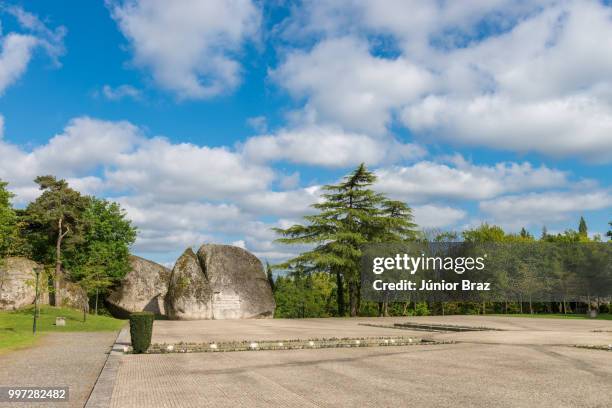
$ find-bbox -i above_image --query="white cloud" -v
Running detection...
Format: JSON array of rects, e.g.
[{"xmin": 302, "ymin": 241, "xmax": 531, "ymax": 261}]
[
  {"xmin": 0, "ymin": 6, "xmax": 66, "ymax": 95},
  {"xmin": 375, "ymin": 157, "xmax": 569, "ymax": 203},
  {"xmin": 273, "ymin": 37, "xmax": 433, "ymax": 135},
  {"xmin": 479, "ymin": 190, "xmax": 612, "ymax": 228},
  {"xmin": 412, "ymin": 205, "xmax": 467, "ymax": 229},
  {"xmin": 101, "ymin": 84, "xmax": 141, "ymax": 101},
  {"xmin": 238, "ymin": 186, "xmax": 321, "ymax": 217},
  {"xmin": 402, "ymin": 92, "xmax": 612, "ymax": 163},
  {"xmin": 106, "ymin": 137, "xmax": 273, "ymax": 201},
  {"xmin": 0, "ymin": 34, "xmax": 38, "ymax": 94},
  {"xmin": 242, "ymin": 124, "xmax": 425, "ymax": 167},
  {"xmin": 108, "ymin": 0, "xmax": 260, "ymax": 99},
  {"xmin": 275, "ymin": 0, "xmax": 612, "ymax": 162}
]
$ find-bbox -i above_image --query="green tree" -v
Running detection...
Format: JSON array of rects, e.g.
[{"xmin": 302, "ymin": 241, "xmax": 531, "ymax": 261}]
[
  {"xmin": 462, "ymin": 223, "xmax": 507, "ymax": 242},
  {"xmin": 606, "ymin": 221, "xmax": 611, "ymax": 241},
  {"xmin": 275, "ymin": 164, "xmax": 416, "ymax": 317},
  {"xmin": 578, "ymin": 216, "xmax": 588, "ymax": 238},
  {"xmin": 0, "ymin": 180, "xmax": 18, "ymax": 259},
  {"xmin": 25, "ymin": 176, "xmax": 89, "ymax": 306},
  {"xmin": 69, "ymin": 198, "xmax": 137, "ymax": 314}
]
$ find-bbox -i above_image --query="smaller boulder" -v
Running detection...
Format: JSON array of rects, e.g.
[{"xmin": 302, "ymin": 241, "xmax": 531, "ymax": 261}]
[
  {"xmin": 0, "ymin": 257, "xmax": 44, "ymax": 310},
  {"xmin": 165, "ymin": 248, "xmax": 213, "ymax": 320},
  {"xmin": 106, "ymin": 255, "xmax": 171, "ymax": 318},
  {"xmin": 57, "ymin": 280, "xmax": 88, "ymax": 310}
]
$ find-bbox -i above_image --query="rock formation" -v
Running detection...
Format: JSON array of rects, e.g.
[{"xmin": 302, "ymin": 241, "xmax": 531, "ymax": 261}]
[
  {"xmin": 197, "ymin": 244, "xmax": 275, "ymax": 319},
  {"xmin": 0, "ymin": 257, "xmax": 42, "ymax": 310},
  {"xmin": 106, "ymin": 255, "xmax": 171, "ymax": 318},
  {"xmin": 0, "ymin": 257, "xmax": 87, "ymax": 311},
  {"xmin": 165, "ymin": 248, "xmax": 213, "ymax": 320}
]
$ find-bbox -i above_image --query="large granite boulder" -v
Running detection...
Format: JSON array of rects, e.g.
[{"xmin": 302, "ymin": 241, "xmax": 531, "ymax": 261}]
[
  {"xmin": 0, "ymin": 257, "xmax": 43, "ymax": 310},
  {"xmin": 106, "ymin": 255, "xmax": 171, "ymax": 318},
  {"xmin": 198, "ymin": 244, "xmax": 275, "ymax": 319},
  {"xmin": 165, "ymin": 248, "xmax": 213, "ymax": 320}
]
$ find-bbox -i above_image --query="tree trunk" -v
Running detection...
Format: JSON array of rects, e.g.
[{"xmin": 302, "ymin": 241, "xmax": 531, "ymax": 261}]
[
  {"xmin": 349, "ymin": 281, "xmax": 358, "ymax": 317},
  {"xmin": 335, "ymin": 271, "xmax": 345, "ymax": 316},
  {"xmin": 54, "ymin": 217, "xmax": 66, "ymax": 307},
  {"xmin": 95, "ymin": 288, "xmax": 99, "ymax": 315}
]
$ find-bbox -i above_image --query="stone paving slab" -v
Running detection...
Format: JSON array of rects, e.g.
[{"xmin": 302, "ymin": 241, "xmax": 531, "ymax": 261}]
[
  {"xmin": 109, "ymin": 342, "xmax": 612, "ymax": 408},
  {"xmin": 0, "ymin": 332, "xmax": 117, "ymax": 408}
]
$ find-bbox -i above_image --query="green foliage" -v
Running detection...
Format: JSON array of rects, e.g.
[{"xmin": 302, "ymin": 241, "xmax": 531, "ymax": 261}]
[
  {"xmin": 0, "ymin": 180, "xmax": 18, "ymax": 259},
  {"xmin": 273, "ymin": 272, "xmax": 335, "ymax": 318},
  {"xmin": 462, "ymin": 223, "xmax": 507, "ymax": 242},
  {"xmin": 607, "ymin": 221, "xmax": 611, "ymax": 241},
  {"xmin": 129, "ymin": 312, "xmax": 154, "ymax": 353},
  {"xmin": 274, "ymin": 163, "xmax": 418, "ymax": 316},
  {"xmin": 25, "ymin": 175, "xmax": 89, "ymax": 266},
  {"xmin": 69, "ymin": 198, "xmax": 137, "ymax": 294}
]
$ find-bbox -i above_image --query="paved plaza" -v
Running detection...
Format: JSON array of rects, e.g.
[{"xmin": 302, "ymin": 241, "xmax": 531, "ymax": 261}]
[{"xmin": 103, "ymin": 316, "xmax": 612, "ymax": 408}]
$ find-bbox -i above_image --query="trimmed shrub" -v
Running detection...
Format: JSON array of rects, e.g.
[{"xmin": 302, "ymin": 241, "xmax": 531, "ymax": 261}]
[{"xmin": 129, "ymin": 312, "xmax": 154, "ymax": 353}]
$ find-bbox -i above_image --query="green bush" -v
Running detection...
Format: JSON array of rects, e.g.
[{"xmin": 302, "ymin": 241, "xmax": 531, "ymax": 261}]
[{"xmin": 129, "ymin": 312, "xmax": 154, "ymax": 353}]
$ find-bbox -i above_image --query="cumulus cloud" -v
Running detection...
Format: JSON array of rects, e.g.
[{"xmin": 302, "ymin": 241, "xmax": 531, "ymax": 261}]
[
  {"xmin": 275, "ymin": 0, "xmax": 612, "ymax": 161},
  {"xmin": 412, "ymin": 205, "xmax": 467, "ymax": 229},
  {"xmin": 479, "ymin": 190, "xmax": 612, "ymax": 229},
  {"xmin": 242, "ymin": 124, "xmax": 425, "ymax": 167},
  {"xmin": 375, "ymin": 156, "xmax": 569, "ymax": 203},
  {"xmin": 108, "ymin": 0, "xmax": 260, "ymax": 99},
  {"xmin": 272, "ymin": 37, "xmax": 433, "ymax": 135},
  {"xmin": 0, "ymin": 5, "xmax": 66, "ymax": 95}
]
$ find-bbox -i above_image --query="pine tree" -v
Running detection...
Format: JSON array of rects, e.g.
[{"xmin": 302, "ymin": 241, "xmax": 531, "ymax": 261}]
[
  {"xmin": 274, "ymin": 164, "xmax": 417, "ymax": 317},
  {"xmin": 578, "ymin": 216, "xmax": 588, "ymax": 238},
  {"xmin": 25, "ymin": 176, "xmax": 89, "ymax": 306}
]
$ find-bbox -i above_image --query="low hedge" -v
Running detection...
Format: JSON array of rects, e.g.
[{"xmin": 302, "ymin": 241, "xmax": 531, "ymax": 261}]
[{"xmin": 129, "ymin": 312, "xmax": 154, "ymax": 353}]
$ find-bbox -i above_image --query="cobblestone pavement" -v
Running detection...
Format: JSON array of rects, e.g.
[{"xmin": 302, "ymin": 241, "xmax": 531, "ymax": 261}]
[
  {"xmin": 0, "ymin": 332, "xmax": 118, "ymax": 408},
  {"xmin": 110, "ymin": 342, "xmax": 612, "ymax": 408},
  {"xmin": 107, "ymin": 316, "xmax": 612, "ymax": 408}
]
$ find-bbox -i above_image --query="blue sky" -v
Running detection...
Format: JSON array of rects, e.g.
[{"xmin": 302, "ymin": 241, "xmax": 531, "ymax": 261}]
[{"xmin": 0, "ymin": 0, "xmax": 610, "ymax": 265}]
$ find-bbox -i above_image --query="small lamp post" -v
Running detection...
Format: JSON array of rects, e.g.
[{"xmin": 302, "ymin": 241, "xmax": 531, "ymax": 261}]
[{"xmin": 32, "ymin": 266, "xmax": 41, "ymax": 334}]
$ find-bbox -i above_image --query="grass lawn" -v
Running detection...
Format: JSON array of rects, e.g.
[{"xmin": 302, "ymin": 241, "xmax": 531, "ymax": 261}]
[
  {"xmin": 0, "ymin": 306, "xmax": 125, "ymax": 353},
  {"xmin": 493, "ymin": 313, "xmax": 612, "ymax": 320}
]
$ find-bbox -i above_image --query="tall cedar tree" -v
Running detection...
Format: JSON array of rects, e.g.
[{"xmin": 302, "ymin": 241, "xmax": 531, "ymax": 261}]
[
  {"xmin": 274, "ymin": 164, "xmax": 417, "ymax": 317},
  {"xmin": 26, "ymin": 176, "xmax": 89, "ymax": 306}
]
